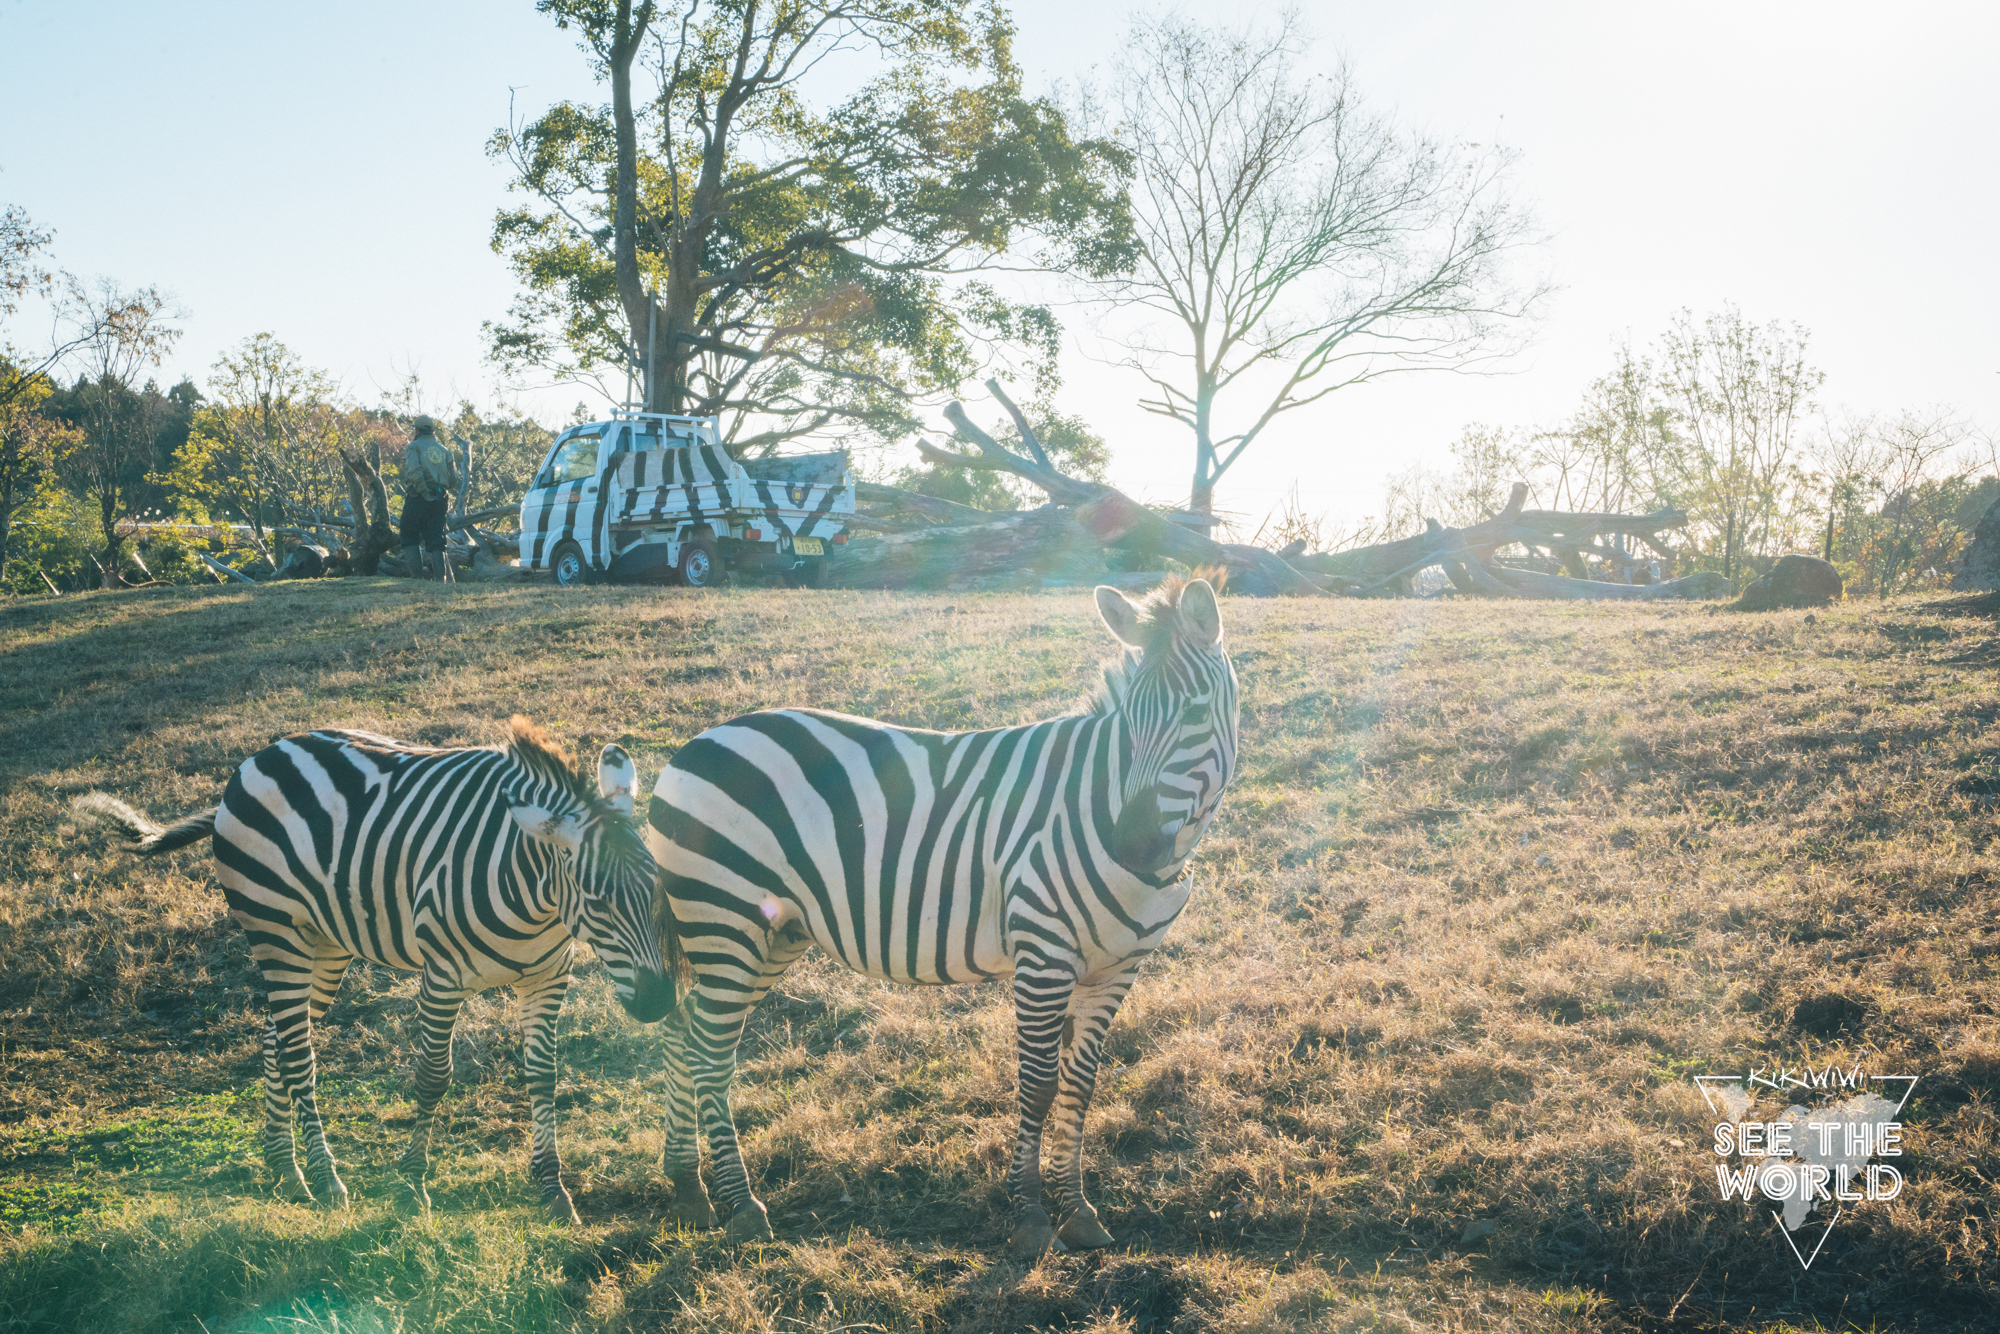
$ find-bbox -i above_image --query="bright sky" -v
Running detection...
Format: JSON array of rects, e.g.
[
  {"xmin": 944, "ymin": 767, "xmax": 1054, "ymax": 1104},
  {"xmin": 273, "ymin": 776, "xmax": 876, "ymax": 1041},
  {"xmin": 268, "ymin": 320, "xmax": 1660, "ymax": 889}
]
[{"xmin": 4, "ymin": 1, "xmax": 1995, "ymax": 530}]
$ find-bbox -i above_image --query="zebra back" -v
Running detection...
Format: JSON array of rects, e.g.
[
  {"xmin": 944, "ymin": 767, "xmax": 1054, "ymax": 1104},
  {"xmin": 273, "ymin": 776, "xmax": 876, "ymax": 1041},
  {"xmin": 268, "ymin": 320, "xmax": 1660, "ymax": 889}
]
[
  {"xmin": 648, "ymin": 579, "xmax": 1239, "ymax": 985},
  {"xmin": 215, "ymin": 717, "xmax": 671, "ymax": 1017}
]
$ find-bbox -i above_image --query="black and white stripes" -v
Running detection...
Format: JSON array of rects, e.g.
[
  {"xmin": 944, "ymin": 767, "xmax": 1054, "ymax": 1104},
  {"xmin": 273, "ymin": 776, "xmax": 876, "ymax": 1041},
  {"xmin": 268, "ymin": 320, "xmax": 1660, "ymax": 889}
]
[
  {"xmin": 78, "ymin": 717, "xmax": 671, "ymax": 1223},
  {"xmin": 645, "ymin": 579, "xmax": 1239, "ymax": 1252}
]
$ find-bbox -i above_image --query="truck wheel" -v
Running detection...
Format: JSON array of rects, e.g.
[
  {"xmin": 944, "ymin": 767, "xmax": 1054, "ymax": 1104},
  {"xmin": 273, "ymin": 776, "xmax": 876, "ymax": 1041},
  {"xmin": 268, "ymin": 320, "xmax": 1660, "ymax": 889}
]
[
  {"xmin": 552, "ymin": 540, "xmax": 593, "ymax": 589},
  {"xmin": 677, "ymin": 538, "xmax": 720, "ymax": 589}
]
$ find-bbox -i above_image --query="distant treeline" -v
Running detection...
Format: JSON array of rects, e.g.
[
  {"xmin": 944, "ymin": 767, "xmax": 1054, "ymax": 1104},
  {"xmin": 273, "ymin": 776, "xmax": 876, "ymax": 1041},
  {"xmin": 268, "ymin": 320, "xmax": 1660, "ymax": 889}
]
[
  {"xmin": 1, "ymin": 332, "xmax": 560, "ymax": 594},
  {"xmin": 1269, "ymin": 308, "xmax": 1994, "ymax": 597}
]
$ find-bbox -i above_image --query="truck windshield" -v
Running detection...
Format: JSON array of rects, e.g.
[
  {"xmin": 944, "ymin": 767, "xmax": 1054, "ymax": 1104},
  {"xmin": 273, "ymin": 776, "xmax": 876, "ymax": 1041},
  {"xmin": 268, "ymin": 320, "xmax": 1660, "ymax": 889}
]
[{"xmin": 542, "ymin": 433, "xmax": 601, "ymax": 485}]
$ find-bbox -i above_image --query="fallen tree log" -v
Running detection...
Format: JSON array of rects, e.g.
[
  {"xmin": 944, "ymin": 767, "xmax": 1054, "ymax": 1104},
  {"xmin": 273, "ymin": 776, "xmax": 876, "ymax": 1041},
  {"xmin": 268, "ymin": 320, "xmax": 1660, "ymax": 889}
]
[
  {"xmin": 1462, "ymin": 560, "xmax": 1731, "ymax": 601},
  {"xmin": 916, "ymin": 381, "xmax": 1332, "ymax": 596},
  {"xmin": 841, "ymin": 510, "xmax": 934, "ymax": 535},
  {"xmin": 1293, "ymin": 492, "xmax": 1688, "ymax": 593},
  {"xmin": 826, "ymin": 506, "xmax": 1109, "ymax": 589},
  {"xmin": 199, "ymin": 550, "xmax": 257, "ymax": 585},
  {"xmin": 851, "ymin": 481, "xmax": 995, "ymax": 528}
]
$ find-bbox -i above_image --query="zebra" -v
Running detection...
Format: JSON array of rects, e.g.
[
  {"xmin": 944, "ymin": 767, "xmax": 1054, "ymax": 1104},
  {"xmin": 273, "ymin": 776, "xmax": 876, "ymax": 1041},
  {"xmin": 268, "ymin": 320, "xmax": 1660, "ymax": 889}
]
[
  {"xmin": 75, "ymin": 716, "xmax": 673, "ymax": 1223},
  {"xmin": 645, "ymin": 578, "xmax": 1239, "ymax": 1254}
]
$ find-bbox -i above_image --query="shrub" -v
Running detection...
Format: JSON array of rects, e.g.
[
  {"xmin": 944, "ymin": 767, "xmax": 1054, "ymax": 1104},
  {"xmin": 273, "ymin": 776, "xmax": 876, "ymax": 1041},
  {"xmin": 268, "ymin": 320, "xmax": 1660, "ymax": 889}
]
[{"xmin": 2, "ymin": 488, "xmax": 100, "ymax": 594}]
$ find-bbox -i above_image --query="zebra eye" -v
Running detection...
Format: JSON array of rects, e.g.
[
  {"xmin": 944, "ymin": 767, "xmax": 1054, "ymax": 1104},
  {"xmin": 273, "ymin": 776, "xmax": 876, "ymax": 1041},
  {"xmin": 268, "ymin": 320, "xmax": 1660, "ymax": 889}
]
[{"xmin": 1181, "ymin": 702, "xmax": 1209, "ymax": 726}]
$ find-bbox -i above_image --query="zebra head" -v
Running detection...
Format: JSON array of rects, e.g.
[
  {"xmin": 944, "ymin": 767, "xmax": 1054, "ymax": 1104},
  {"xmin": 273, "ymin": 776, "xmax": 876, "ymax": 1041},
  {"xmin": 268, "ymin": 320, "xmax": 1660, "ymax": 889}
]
[
  {"xmin": 506, "ymin": 731, "xmax": 676, "ymax": 1023},
  {"xmin": 1093, "ymin": 578, "xmax": 1241, "ymax": 877}
]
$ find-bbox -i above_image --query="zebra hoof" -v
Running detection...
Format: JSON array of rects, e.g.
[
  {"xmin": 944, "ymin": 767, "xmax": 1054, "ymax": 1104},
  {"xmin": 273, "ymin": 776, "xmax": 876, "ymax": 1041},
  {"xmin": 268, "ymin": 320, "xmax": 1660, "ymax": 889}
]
[
  {"xmin": 396, "ymin": 1175, "xmax": 432, "ymax": 1214},
  {"xmin": 271, "ymin": 1171, "xmax": 315, "ymax": 1205},
  {"xmin": 724, "ymin": 1199, "xmax": 773, "ymax": 1244},
  {"xmin": 1057, "ymin": 1204, "xmax": 1115, "ymax": 1250},
  {"xmin": 318, "ymin": 1176, "xmax": 351, "ymax": 1211},
  {"xmin": 668, "ymin": 1171, "xmax": 717, "ymax": 1229},
  {"xmin": 543, "ymin": 1187, "xmax": 582, "ymax": 1226},
  {"xmin": 1009, "ymin": 1209, "xmax": 1055, "ymax": 1259}
]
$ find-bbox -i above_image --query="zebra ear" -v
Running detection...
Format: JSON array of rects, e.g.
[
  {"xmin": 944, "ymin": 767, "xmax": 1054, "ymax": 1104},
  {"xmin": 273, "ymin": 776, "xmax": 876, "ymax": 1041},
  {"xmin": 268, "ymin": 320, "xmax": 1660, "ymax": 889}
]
[
  {"xmin": 508, "ymin": 801, "xmax": 586, "ymax": 852},
  {"xmin": 1179, "ymin": 579, "xmax": 1223, "ymax": 647},
  {"xmin": 1095, "ymin": 585, "xmax": 1145, "ymax": 649},
  {"xmin": 597, "ymin": 744, "xmax": 637, "ymax": 816}
]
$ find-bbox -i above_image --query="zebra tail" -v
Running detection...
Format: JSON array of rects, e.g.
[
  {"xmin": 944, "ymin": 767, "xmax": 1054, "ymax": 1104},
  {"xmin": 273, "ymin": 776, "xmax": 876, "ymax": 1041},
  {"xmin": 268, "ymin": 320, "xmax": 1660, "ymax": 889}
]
[
  {"xmin": 73, "ymin": 793, "xmax": 219, "ymax": 856},
  {"xmin": 656, "ymin": 885, "xmax": 693, "ymax": 1003}
]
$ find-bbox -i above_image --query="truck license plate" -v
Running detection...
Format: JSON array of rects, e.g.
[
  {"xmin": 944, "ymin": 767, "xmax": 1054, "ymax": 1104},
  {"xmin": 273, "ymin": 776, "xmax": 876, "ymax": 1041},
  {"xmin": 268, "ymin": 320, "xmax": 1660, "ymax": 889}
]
[{"xmin": 791, "ymin": 536, "xmax": 823, "ymax": 556}]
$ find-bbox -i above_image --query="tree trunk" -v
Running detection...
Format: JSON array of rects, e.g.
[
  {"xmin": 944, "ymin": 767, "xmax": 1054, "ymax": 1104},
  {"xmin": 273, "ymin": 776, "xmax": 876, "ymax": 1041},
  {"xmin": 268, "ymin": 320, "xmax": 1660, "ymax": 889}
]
[
  {"xmin": 1188, "ymin": 377, "xmax": 1219, "ymax": 515},
  {"xmin": 98, "ymin": 494, "xmax": 126, "ymax": 587},
  {"xmin": 340, "ymin": 449, "xmax": 397, "ymax": 575},
  {"xmin": 607, "ymin": 0, "xmax": 658, "ymax": 410},
  {"xmin": 0, "ymin": 480, "xmax": 13, "ymax": 585}
]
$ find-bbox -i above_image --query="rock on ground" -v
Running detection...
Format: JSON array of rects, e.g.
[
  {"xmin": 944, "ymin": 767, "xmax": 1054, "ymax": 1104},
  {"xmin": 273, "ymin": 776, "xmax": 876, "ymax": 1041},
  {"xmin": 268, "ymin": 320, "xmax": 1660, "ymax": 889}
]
[
  {"xmin": 272, "ymin": 544, "xmax": 328, "ymax": 580},
  {"xmin": 1733, "ymin": 554, "xmax": 1843, "ymax": 610},
  {"xmin": 1953, "ymin": 497, "xmax": 2000, "ymax": 591}
]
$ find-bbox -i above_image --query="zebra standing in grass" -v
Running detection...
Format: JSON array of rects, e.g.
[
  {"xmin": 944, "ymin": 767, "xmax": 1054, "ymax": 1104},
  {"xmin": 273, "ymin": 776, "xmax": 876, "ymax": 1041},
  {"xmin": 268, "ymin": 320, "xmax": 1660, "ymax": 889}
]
[
  {"xmin": 77, "ymin": 717, "xmax": 673, "ymax": 1223},
  {"xmin": 646, "ymin": 579, "xmax": 1239, "ymax": 1254}
]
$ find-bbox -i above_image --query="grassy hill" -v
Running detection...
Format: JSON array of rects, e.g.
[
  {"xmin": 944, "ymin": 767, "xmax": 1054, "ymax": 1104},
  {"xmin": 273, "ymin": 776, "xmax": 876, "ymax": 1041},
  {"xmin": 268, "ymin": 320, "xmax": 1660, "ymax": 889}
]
[{"xmin": 0, "ymin": 579, "xmax": 1995, "ymax": 1333}]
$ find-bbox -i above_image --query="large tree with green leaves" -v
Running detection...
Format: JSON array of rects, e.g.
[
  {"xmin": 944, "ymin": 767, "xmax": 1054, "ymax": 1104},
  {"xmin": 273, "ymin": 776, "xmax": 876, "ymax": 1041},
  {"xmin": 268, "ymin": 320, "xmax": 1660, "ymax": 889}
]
[{"xmin": 489, "ymin": 0, "xmax": 1133, "ymax": 454}]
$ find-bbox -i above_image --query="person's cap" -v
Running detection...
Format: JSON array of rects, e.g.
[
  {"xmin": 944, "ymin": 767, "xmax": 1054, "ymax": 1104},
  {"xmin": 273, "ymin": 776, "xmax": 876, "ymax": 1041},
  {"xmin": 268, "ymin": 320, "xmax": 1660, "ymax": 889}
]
[{"xmin": 412, "ymin": 413, "xmax": 436, "ymax": 431}]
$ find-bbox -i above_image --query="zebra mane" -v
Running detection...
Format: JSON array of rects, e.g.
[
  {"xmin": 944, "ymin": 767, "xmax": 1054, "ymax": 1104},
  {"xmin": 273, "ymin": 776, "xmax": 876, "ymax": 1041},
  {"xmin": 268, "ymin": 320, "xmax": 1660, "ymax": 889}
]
[
  {"xmin": 1080, "ymin": 575, "xmax": 1221, "ymax": 717},
  {"xmin": 504, "ymin": 715, "xmax": 592, "ymax": 805},
  {"xmin": 501, "ymin": 716, "xmax": 646, "ymax": 843},
  {"xmin": 1084, "ymin": 648, "xmax": 1143, "ymax": 717}
]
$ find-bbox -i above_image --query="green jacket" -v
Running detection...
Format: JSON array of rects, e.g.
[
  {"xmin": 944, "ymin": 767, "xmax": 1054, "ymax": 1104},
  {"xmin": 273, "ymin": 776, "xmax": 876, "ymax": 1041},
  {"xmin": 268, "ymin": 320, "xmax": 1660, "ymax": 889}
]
[{"xmin": 404, "ymin": 434, "xmax": 457, "ymax": 501}]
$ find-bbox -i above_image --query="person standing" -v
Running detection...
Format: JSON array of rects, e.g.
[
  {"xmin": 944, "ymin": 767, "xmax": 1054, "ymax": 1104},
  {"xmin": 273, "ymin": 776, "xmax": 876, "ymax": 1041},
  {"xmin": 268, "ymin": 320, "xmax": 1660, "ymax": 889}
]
[{"xmin": 401, "ymin": 415, "xmax": 459, "ymax": 581}]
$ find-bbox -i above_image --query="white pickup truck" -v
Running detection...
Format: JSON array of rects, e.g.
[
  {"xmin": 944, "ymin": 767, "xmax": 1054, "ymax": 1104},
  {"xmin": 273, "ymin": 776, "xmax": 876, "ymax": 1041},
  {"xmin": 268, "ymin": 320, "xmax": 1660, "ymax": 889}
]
[{"xmin": 518, "ymin": 409, "xmax": 855, "ymax": 588}]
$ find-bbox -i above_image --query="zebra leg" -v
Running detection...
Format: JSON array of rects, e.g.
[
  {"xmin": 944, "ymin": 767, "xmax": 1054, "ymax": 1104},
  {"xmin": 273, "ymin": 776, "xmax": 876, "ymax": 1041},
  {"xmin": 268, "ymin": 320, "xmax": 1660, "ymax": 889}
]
[
  {"xmin": 515, "ymin": 966, "xmax": 580, "ymax": 1224},
  {"xmin": 395, "ymin": 966, "xmax": 470, "ymax": 1212},
  {"xmin": 1007, "ymin": 957, "xmax": 1078, "ymax": 1258},
  {"xmin": 1049, "ymin": 963, "xmax": 1141, "ymax": 1251},
  {"xmin": 658, "ymin": 1005, "xmax": 716, "ymax": 1229},
  {"xmin": 307, "ymin": 950, "xmax": 354, "ymax": 1026},
  {"xmin": 687, "ymin": 933, "xmax": 811, "ymax": 1243},
  {"xmin": 259, "ymin": 1011, "xmax": 309, "ymax": 1201},
  {"xmin": 253, "ymin": 937, "xmax": 350, "ymax": 1210}
]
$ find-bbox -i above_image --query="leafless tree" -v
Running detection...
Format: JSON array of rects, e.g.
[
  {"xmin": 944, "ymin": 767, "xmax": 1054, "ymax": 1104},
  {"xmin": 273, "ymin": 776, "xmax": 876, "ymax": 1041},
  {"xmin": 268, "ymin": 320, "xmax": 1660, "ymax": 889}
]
[
  {"xmin": 61, "ymin": 279, "xmax": 181, "ymax": 585},
  {"xmin": 1092, "ymin": 14, "xmax": 1544, "ymax": 515},
  {"xmin": 1, "ymin": 208, "xmax": 126, "ymax": 413},
  {"xmin": 1656, "ymin": 307, "xmax": 1823, "ymax": 583},
  {"xmin": 1815, "ymin": 408, "xmax": 1979, "ymax": 593}
]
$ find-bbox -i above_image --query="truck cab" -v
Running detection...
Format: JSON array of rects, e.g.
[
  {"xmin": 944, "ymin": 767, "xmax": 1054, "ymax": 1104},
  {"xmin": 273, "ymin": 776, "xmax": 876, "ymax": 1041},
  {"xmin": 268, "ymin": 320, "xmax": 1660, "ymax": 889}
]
[{"xmin": 519, "ymin": 410, "xmax": 854, "ymax": 588}]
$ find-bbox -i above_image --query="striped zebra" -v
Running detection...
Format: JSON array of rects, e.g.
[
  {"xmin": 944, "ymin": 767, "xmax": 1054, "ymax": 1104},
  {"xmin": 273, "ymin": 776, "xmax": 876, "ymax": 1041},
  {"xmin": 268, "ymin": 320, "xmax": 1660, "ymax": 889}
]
[
  {"xmin": 646, "ymin": 578, "xmax": 1239, "ymax": 1254},
  {"xmin": 76, "ymin": 717, "xmax": 672, "ymax": 1223}
]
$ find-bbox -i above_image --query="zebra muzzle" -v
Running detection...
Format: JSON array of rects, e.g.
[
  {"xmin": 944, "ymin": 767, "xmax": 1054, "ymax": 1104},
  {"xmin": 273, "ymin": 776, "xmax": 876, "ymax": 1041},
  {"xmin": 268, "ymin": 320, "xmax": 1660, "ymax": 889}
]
[
  {"xmin": 622, "ymin": 967, "xmax": 677, "ymax": 1023},
  {"xmin": 1110, "ymin": 795, "xmax": 1178, "ymax": 873}
]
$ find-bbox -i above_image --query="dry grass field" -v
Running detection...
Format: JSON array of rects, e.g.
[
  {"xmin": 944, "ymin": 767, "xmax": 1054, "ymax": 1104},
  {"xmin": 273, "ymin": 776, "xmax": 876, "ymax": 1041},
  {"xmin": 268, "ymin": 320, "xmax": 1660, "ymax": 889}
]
[{"xmin": 0, "ymin": 578, "xmax": 1996, "ymax": 1334}]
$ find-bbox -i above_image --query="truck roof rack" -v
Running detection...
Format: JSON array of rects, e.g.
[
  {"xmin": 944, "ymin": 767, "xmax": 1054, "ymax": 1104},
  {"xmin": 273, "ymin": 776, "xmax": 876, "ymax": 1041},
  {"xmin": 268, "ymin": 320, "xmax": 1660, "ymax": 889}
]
[{"xmin": 610, "ymin": 406, "xmax": 719, "ymax": 431}]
